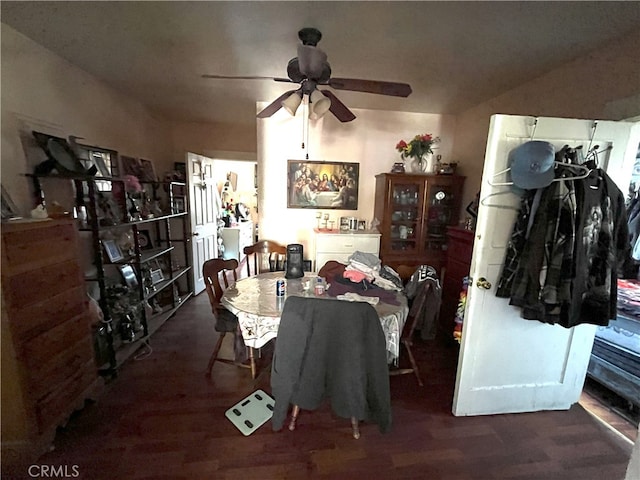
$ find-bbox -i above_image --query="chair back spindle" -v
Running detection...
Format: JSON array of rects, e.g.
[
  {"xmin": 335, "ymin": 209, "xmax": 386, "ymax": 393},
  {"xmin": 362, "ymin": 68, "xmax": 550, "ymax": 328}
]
[{"xmin": 243, "ymin": 240, "xmax": 287, "ymax": 277}]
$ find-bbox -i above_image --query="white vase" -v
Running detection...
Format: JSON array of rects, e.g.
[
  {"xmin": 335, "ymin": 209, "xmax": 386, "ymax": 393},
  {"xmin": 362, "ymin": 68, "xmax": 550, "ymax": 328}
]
[
  {"xmin": 409, "ymin": 153, "xmax": 435, "ymax": 174},
  {"xmin": 422, "ymin": 153, "xmax": 436, "ymax": 173}
]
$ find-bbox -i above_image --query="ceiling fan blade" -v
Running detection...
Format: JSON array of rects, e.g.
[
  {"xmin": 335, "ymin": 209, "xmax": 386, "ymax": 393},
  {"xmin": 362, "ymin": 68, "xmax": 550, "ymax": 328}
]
[
  {"xmin": 257, "ymin": 90, "xmax": 298, "ymax": 118},
  {"xmin": 327, "ymin": 78, "xmax": 412, "ymax": 97},
  {"xmin": 202, "ymin": 74, "xmax": 293, "ymax": 83},
  {"xmin": 320, "ymin": 90, "xmax": 356, "ymax": 123}
]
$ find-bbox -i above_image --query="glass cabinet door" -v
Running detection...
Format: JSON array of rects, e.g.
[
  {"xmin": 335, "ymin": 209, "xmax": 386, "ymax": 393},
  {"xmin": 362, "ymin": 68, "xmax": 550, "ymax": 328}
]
[
  {"xmin": 424, "ymin": 183, "xmax": 456, "ymax": 252},
  {"xmin": 389, "ymin": 181, "xmax": 421, "ymax": 253}
]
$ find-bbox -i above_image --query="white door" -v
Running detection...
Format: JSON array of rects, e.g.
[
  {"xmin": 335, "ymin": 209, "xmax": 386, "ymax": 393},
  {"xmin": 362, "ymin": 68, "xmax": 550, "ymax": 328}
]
[
  {"xmin": 187, "ymin": 152, "xmax": 221, "ymax": 294},
  {"xmin": 453, "ymin": 114, "xmax": 639, "ymax": 416}
]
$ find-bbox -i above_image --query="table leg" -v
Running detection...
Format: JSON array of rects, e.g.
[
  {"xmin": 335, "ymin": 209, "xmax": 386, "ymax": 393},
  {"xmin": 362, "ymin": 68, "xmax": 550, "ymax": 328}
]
[{"xmin": 249, "ymin": 347, "xmax": 257, "ymax": 379}]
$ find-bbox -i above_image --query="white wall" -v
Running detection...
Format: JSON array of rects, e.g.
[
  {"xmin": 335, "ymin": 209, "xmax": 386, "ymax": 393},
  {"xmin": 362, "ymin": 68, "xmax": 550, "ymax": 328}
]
[
  {"xmin": 169, "ymin": 121, "xmax": 256, "ymax": 165},
  {"xmin": 257, "ymin": 105, "xmax": 456, "ymax": 259},
  {"xmin": 1, "ymin": 25, "xmax": 172, "ymax": 214}
]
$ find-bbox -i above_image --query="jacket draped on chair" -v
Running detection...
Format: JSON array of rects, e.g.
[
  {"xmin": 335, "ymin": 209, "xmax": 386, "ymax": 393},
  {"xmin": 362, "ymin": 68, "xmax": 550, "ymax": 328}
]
[{"xmin": 271, "ymin": 296, "xmax": 392, "ymax": 433}]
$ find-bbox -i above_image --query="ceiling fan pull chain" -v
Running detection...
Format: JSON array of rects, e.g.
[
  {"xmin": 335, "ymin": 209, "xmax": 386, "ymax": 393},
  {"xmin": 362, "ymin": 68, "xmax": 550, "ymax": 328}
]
[
  {"xmin": 301, "ymin": 100, "xmax": 306, "ymax": 151},
  {"xmin": 304, "ymin": 100, "xmax": 310, "ymax": 160}
]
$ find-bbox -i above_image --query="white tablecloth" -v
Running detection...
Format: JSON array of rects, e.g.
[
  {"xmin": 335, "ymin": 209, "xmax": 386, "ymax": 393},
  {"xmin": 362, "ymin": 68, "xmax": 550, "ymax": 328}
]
[{"xmin": 221, "ymin": 272, "xmax": 408, "ymax": 362}]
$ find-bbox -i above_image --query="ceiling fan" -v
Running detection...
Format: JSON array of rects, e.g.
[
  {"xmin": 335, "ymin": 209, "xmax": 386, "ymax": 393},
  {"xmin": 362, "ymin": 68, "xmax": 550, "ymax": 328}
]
[{"xmin": 202, "ymin": 27, "xmax": 412, "ymax": 123}]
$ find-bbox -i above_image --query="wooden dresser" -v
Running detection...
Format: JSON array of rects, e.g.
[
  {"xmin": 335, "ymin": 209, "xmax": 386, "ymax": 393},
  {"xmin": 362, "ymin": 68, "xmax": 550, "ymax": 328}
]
[
  {"xmin": 1, "ymin": 219, "xmax": 100, "ymax": 467},
  {"xmin": 440, "ymin": 226, "xmax": 475, "ymax": 340}
]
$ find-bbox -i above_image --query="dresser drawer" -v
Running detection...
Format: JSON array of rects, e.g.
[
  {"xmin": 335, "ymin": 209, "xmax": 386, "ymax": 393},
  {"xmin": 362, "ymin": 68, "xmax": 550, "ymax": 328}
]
[
  {"xmin": 27, "ymin": 336, "xmax": 94, "ymax": 401},
  {"xmin": 4, "ymin": 259, "xmax": 83, "ymax": 310},
  {"xmin": 36, "ymin": 359, "xmax": 96, "ymax": 433},
  {"xmin": 2, "ymin": 222, "xmax": 78, "ymax": 276},
  {"xmin": 316, "ymin": 234, "xmax": 380, "ymax": 254},
  {"xmin": 10, "ymin": 286, "xmax": 87, "ymax": 342},
  {"xmin": 21, "ymin": 313, "xmax": 91, "ymax": 371}
]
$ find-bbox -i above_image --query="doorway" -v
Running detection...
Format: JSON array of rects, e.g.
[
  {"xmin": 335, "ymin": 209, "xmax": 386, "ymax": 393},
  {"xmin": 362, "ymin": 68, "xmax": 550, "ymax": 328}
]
[{"xmin": 581, "ymin": 135, "xmax": 640, "ymax": 441}]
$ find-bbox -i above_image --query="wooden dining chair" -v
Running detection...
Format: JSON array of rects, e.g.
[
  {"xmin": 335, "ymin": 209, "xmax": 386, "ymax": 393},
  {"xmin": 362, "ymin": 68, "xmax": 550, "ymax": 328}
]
[
  {"xmin": 389, "ymin": 264, "xmax": 442, "ymax": 386},
  {"xmin": 388, "ymin": 279, "xmax": 428, "ymax": 387},
  {"xmin": 243, "ymin": 239, "xmax": 287, "ymax": 277},
  {"xmin": 203, "ymin": 258, "xmax": 254, "ymax": 377}
]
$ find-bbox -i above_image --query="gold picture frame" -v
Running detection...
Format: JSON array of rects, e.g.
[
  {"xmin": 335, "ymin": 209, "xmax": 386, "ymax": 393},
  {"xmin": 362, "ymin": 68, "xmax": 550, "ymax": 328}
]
[{"xmin": 287, "ymin": 160, "xmax": 359, "ymax": 210}]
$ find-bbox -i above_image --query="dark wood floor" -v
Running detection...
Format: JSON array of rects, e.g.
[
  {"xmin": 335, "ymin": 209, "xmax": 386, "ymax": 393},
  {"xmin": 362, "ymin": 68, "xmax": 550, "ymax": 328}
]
[{"xmin": 14, "ymin": 293, "xmax": 637, "ymax": 479}]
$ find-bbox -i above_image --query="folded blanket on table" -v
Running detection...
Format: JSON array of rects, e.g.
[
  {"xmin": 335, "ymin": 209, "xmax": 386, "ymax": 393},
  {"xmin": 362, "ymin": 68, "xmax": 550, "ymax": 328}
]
[
  {"xmin": 347, "ymin": 260, "xmax": 378, "ymax": 277},
  {"xmin": 348, "ymin": 251, "xmax": 381, "ymax": 270},
  {"xmin": 328, "ymin": 276, "xmax": 400, "ymax": 306},
  {"xmin": 336, "ymin": 292, "xmax": 380, "ymax": 305},
  {"xmin": 343, "ymin": 269, "xmax": 369, "ymax": 283}
]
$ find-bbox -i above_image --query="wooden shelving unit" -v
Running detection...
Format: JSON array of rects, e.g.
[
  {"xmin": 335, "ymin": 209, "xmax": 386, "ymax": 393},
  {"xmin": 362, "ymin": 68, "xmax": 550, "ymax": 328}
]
[{"xmin": 28, "ymin": 171, "xmax": 193, "ymax": 376}]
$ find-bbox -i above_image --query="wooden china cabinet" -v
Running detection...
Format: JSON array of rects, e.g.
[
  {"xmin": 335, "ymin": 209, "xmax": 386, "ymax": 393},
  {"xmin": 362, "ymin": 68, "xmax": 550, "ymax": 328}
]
[{"xmin": 374, "ymin": 173, "xmax": 465, "ymax": 274}]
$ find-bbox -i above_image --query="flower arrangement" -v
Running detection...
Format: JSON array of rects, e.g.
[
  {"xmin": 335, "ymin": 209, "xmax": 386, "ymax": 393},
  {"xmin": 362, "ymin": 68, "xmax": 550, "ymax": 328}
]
[
  {"xmin": 123, "ymin": 175, "xmax": 142, "ymax": 194},
  {"xmin": 395, "ymin": 133, "xmax": 440, "ymax": 164}
]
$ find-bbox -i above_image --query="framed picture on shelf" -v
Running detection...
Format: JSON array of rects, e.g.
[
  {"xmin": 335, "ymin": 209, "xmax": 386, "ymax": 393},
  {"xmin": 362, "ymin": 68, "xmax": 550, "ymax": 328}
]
[
  {"xmin": 150, "ymin": 268, "xmax": 164, "ymax": 285},
  {"xmin": 76, "ymin": 143, "xmax": 118, "ymax": 179},
  {"xmin": 92, "ymin": 152, "xmax": 111, "ymax": 178},
  {"xmin": 102, "ymin": 239, "xmax": 124, "ymax": 262},
  {"xmin": 287, "ymin": 160, "xmax": 359, "ymax": 210},
  {"xmin": 174, "ymin": 162, "xmax": 186, "ymax": 180},
  {"xmin": 172, "ymin": 197, "xmax": 185, "ymax": 214},
  {"xmin": 137, "ymin": 229, "xmax": 153, "ymax": 250},
  {"xmin": 139, "ymin": 159, "xmax": 157, "ymax": 182},
  {"xmin": 121, "ymin": 156, "xmax": 142, "ymax": 177}
]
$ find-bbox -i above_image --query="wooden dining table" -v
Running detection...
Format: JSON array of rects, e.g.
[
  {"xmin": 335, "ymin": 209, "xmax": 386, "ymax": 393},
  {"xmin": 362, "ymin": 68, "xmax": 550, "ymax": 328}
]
[{"xmin": 221, "ymin": 271, "xmax": 409, "ymax": 377}]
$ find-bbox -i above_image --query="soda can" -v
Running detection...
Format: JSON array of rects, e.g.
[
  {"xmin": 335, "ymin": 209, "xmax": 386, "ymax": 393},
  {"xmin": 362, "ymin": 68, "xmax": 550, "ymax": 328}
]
[{"xmin": 276, "ymin": 279, "xmax": 285, "ymax": 297}]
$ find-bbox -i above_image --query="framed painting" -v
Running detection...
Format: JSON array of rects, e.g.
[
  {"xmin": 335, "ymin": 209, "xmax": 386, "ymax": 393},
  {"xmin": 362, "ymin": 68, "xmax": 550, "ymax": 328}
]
[
  {"xmin": 139, "ymin": 159, "xmax": 157, "ymax": 182},
  {"xmin": 287, "ymin": 160, "xmax": 359, "ymax": 210},
  {"xmin": 137, "ymin": 229, "xmax": 153, "ymax": 250},
  {"xmin": 102, "ymin": 239, "xmax": 124, "ymax": 263},
  {"xmin": 121, "ymin": 156, "xmax": 142, "ymax": 177}
]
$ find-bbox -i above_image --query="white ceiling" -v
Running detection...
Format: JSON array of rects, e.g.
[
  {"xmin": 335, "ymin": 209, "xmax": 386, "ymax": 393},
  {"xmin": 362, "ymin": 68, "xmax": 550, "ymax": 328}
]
[{"xmin": 2, "ymin": 1, "xmax": 639, "ymax": 131}]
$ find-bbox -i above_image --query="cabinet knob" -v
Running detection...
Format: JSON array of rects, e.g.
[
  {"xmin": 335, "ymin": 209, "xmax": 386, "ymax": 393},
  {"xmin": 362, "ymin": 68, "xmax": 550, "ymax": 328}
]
[
  {"xmin": 476, "ymin": 277, "xmax": 492, "ymax": 290},
  {"xmin": 192, "ymin": 232, "xmax": 200, "ymax": 237}
]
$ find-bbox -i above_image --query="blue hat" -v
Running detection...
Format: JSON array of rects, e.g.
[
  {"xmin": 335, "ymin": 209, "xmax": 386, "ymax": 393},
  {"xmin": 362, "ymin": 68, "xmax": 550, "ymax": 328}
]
[{"xmin": 509, "ymin": 141, "xmax": 556, "ymax": 189}]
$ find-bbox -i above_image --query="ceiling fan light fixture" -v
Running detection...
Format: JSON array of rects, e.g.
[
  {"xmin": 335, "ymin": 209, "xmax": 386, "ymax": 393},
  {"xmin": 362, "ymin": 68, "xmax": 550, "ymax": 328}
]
[
  {"xmin": 309, "ymin": 89, "xmax": 331, "ymax": 120},
  {"xmin": 207, "ymin": 27, "xmax": 410, "ymax": 123},
  {"xmin": 282, "ymin": 91, "xmax": 303, "ymax": 116},
  {"xmin": 297, "ymin": 44, "xmax": 328, "ymax": 78}
]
